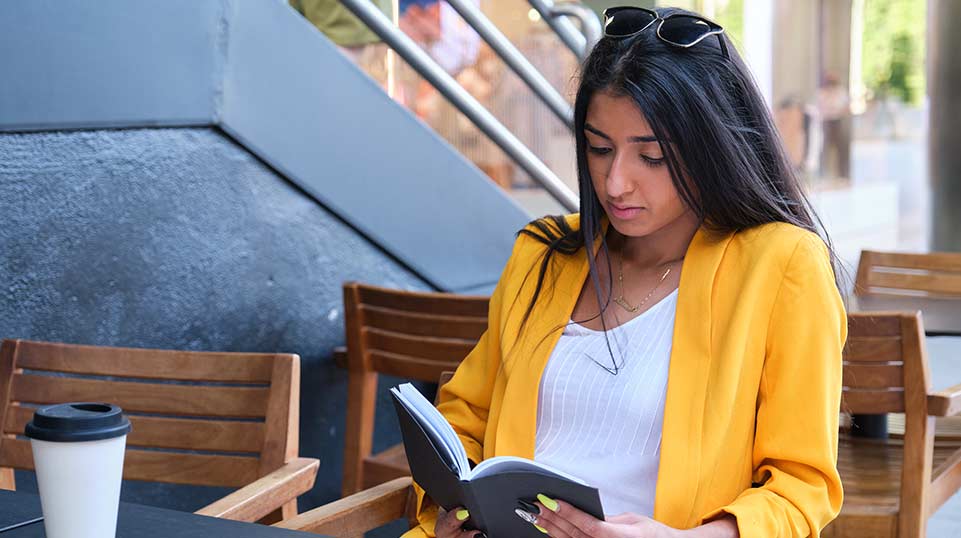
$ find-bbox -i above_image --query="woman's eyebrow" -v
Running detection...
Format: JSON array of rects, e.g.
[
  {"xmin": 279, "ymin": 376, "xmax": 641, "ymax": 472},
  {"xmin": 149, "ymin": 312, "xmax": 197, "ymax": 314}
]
[{"xmin": 584, "ymin": 122, "xmax": 658, "ymax": 143}]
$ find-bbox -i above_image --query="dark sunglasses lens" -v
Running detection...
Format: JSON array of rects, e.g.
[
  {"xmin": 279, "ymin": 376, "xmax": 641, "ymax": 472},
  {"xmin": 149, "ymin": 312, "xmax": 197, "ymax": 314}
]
[
  {"xmin": 659, "ymin": 15, "xmax": 715, "ymax": 46},
  {"xmin": 605, "ymin": 8, "xmax": 656, "ymax": 37}
]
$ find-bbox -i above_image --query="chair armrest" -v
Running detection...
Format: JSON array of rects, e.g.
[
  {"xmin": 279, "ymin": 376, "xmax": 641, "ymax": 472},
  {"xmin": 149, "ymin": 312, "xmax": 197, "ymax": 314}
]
[
  {"xmin": 333, "ymin": 346, "xmax": 347, "ymax": 369},
  {"xmin": 195, "ymin": 457, "xmax": 319, "ymax": 522},
  {"xmin": 929, "ymin": 382, "xmax": 961, "ymax": 417},
  {"xmin": 273, "ymin": 476, "xmax": 414, "ymax": 535}
]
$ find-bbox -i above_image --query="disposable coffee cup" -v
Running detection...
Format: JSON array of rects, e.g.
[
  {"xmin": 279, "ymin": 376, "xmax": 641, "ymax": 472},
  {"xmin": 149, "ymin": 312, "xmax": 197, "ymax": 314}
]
[{"xmin": 25, "ymin": 402, "xmax": 132, "ymax": 538}]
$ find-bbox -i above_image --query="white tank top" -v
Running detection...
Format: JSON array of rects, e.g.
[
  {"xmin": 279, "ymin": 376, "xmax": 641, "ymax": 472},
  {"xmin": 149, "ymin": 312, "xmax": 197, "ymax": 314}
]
[{"xmin": 534, "ymin": 289, "xmax": 677, "ymax": 517}]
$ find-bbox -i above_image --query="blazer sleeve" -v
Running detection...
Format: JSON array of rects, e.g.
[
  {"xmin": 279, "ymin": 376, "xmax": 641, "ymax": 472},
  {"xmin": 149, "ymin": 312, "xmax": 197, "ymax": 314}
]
[
  {"xmin": 702, "ymin": 234, "xmax": 847, "ymax": 538},
  {"xmin": 402, "ymin": 231, "xmax": 531, "ymax": 538}
]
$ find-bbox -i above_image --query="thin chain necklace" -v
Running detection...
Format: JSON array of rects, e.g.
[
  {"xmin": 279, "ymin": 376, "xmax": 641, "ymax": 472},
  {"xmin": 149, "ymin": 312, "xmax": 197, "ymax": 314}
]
[{"xmin": 613, "ymin": 250, "xmax": 673, "ymax": 313}]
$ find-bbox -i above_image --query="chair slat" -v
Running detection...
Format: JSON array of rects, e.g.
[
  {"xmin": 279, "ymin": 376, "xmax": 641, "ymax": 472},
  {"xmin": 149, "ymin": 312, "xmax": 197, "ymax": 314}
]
[
  {"xmin": 0, "ymin": 437, "xmax": 258, "ymax": 487},
  {"xmin": 4, "ymin": 405, "xmax": 264, "ymax": 453},
  {"xmin": 843, "ymin": 390, "xmax": 905, "ymax": 414},
  {"xmin": 13, "ymin": 340, "xmax": 275, "ymax": 382},
  {"xmin": 848, "ymin": 314, "xmax": 903, "ymax": 336},
  {"xmin": 866, "ymin": 271, "xmax": 961, "ymax": 297},
  {"xmin": 843, "ymin": 337, "xmax": 903, "ymax": 363},
  {"xmin": 11, "ymin": 373, "xmax": 269, "ymax": 418},
  {"xmin": 359, "ymin": 306, "xmax": 487, "ymax": 340},
  {"xmin": 843, "ymin": 364, "xmax": 904, "ymax": 390},
  {"xmin": 863, "ymin": 251, "xmax": 961, "ymax": 274},
  {"xmin": 363, "ymin": 328, "xmax": 477, "ymax": 363},
  {"xmin": 354, "ymin": 284, "xmax": 488, "ymax": 317},
  {"xmin": 370, "ymin": 351, "xmax": 460, "ymax": 383}
]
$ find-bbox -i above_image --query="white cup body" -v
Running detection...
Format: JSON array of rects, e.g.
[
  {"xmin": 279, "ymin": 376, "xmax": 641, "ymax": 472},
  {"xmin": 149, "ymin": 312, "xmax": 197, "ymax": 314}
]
[{"xmin": 30, "ymin": 435, "xmax": 127, "ymax": 538}]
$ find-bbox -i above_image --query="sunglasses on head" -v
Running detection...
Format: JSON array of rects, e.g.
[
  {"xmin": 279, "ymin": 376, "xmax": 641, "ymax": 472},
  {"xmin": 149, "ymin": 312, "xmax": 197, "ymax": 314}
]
[{"xmin": 602, "ymin": 7, "xmax": 729, "ymax": 59}]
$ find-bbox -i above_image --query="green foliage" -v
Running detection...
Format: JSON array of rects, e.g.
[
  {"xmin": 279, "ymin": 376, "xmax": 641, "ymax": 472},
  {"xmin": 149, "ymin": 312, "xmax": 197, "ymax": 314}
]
[
  {"xmin": 861, "ymin": 0, "xmax": 926, "ymax": 105},
  {"xmin": 712, "ymin": 0, "xmax": 744, "ymax": 49}
]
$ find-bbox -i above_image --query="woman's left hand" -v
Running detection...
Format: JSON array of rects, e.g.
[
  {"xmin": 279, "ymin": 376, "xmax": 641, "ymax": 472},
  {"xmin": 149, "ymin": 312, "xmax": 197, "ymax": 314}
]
[{"xmin": 527, "ymin": 495, "xmax": 683, "ymax": 538}]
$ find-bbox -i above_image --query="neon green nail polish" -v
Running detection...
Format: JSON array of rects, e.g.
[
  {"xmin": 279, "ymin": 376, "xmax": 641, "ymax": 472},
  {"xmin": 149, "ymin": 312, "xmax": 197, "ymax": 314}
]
[
  {"xmin": 534, "ymin": 525, "xmax": 549, "ymax": 534},
  {"xmin": 537, "ymin": 494, "xmax": 558, "ymax": 512},
  {"xmin": 456, "ymin": 509, "xmax": 470, "ymax": 521}
]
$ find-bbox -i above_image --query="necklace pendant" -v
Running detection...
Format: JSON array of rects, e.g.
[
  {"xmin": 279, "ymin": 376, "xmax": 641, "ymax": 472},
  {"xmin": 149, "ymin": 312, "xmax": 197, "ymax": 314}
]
[{"xmin": 613, "ymin": 296, "xmax": 639, "ymax": 313}]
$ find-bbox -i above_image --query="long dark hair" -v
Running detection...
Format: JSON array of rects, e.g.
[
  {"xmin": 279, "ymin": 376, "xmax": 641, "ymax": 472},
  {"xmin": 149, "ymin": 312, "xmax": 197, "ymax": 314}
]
[{"xmin": 516, "ymin": 6, "xmax": 842, "ymax": 347}]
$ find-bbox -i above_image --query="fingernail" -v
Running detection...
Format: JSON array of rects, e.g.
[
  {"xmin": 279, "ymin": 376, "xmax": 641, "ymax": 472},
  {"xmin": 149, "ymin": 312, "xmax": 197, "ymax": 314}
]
[
  {"xmin": 537, "ymin": 494, "xmax": 558, "ymax": 512},
  {"xmin": 517, "ymin": 500, "xmax": 541, "ymax": 515},
  {"xmin": 456, "ymin": 509, "xmax": 470, "ymax": 521},
  {"xmin": 534, "ymin": 525, "xmax": 549, "ymax": 534},
  {"xmin": 515, "ymin": 508, "xmax": 538, "ymax": 525},
  {"xmin": 474, "ymin": 533, "xmax": 487, "ymax": 538}
]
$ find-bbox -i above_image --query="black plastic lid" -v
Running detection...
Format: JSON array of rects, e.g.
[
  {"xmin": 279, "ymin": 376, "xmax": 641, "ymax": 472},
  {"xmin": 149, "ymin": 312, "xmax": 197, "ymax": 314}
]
[{"xmin": 25, "ymin": 402, "xmax": 132, "ymax": 443}]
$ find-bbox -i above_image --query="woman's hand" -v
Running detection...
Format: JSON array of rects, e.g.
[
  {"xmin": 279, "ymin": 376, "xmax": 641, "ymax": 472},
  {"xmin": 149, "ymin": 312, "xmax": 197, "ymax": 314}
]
[
  {"xmin": 517, "ymin": 495, "xmax": 679, "ymax": 538},
  {"xmin": 435, "ymin": 506, "xmax": 486, "ymax": 538}
]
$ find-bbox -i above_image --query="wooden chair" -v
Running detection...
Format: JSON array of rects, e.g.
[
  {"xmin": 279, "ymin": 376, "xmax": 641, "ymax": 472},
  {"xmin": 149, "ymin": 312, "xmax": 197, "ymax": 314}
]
[
  {"xmin": 825, "ymin": 312, "xmax": 961, "ymax": 538},
  {"xmin": 276, "ymin": 372, "xmax": 455, "ymax": 538},
  {"xmin": 337, "ymin": 282, "xmax": 488, "ymax": 495},
  {"xmin": 855, "ymin": 250, "xmax": 961, "ymax": 438},
  {"xmin": 856, "ymin": 250, "xmax": 961, "ymax": 298},
  {"xmin": 0, "ymin": 339, "xmax": 319, "ymax": 523}
]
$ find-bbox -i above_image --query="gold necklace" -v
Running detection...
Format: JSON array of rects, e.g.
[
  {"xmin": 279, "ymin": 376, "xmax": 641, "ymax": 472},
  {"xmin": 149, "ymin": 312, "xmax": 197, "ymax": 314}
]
[{"xmin": 613, "ymin": 251, "xmax": 673, "ymax": 313}]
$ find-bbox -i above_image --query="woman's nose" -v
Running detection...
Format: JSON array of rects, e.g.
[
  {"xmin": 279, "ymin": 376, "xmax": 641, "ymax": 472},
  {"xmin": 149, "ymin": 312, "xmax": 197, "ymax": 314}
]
[{"xmin": 606, "ymin": 155, "xmax": 634, "ymax": 198}]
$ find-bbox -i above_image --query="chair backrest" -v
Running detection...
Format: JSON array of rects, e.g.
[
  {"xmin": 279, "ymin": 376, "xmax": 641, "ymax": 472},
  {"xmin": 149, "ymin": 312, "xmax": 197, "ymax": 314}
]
[
  {"xmin": 856, "ymin": 250, "xmax": 961, "ymax": 298},
  {"xmin": 842, "ymin": 312, "xmax": 934, "ymax": 534},
  {"xmin": 340, "ymin": 282, "xmax": 488, "ymax": 494},
  {"xmin": 0, "ymin": 339, "xmax": 300, "ymax": 491},
  {"xmin": 342, "ymin": 282, "xmax": 489, "ymax": 382},
  {"xmin": 843, "ymin": 312, "xmax": 929, "ymax": 416}
]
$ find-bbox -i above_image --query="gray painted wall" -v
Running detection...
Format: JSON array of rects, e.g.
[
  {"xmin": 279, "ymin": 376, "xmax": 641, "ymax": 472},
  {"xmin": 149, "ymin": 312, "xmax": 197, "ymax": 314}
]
[
  {"xmin": 0, "ymin": 0, "xmax": 532, "ymax": 293},
  {"xmin": 0, "ymin": 127, "xmax": 434, "ymax": 514}
]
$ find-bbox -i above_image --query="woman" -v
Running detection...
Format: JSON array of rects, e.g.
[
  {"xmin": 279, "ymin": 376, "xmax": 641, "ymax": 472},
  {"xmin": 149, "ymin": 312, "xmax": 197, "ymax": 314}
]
[{"xmin": 405, "ymin": 7, "xmax": 846, "ymax": 538}]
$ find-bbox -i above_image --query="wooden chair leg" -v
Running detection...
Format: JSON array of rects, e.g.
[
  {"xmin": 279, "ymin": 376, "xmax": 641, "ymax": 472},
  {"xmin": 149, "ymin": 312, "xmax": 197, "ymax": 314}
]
[
  {"xmin": 0, "ymin": 468, "xmax": 14, "ymax": 491},
  {"xmin": 343, "ymin": 370, "xmax": 378, "ymax": 496},
  {"xmin": 258, "ymin": 500, "xmax": 298, "ymax": 525}
]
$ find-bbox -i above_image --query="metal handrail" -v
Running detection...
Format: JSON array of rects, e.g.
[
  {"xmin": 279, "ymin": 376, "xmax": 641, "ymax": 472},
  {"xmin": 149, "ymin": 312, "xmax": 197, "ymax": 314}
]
[
  {"xmin": 527, "ymin": 0, "xmax": 596, "ymax": 60},
  {"xmin": 548, "ymin": 2, "xmax": 602, "ymax": 53},
  {"xmin": 338, "ymin": 0, "xmax": 579, "ymax": 212},
  {"xmin": 445, "ymin": 0, "xmax": 573, "ymax": 129}
]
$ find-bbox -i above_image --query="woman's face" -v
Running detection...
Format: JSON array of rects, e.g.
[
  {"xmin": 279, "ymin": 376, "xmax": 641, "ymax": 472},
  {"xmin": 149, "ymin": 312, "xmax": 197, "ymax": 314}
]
[{"xmin": 584, "ymin": 90, "xmax": 692, "ymax": 238}]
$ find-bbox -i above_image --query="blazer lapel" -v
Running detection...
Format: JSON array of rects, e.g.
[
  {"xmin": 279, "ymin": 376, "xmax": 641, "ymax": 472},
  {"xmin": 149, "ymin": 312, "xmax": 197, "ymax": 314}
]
[{"xmin": 653, "ymin": 226, "xmax": 733, "ymax": 527}]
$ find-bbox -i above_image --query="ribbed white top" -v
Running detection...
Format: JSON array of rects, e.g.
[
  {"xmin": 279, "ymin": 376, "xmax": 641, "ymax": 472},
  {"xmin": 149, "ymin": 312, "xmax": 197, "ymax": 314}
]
[{"xmin": 534, "ymin": 289, "xmax": 678, "ymax": 517}]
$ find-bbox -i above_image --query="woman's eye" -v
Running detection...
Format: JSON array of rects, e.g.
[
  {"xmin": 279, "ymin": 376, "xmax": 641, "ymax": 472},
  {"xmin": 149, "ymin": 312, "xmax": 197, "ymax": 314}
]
[
  {"xmin": 641, "ymin": 155, "xmax": 665, "ymax": 167},
  {"xmin": 588, "ymin": 146, "xmax": 612, "ymax": 155}
]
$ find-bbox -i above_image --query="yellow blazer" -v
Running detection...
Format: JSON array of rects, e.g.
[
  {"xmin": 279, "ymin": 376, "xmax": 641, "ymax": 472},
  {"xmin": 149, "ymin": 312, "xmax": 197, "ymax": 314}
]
[{"xmin": 403, "ymin": 214, "xmax": 846, "ymax": 538}]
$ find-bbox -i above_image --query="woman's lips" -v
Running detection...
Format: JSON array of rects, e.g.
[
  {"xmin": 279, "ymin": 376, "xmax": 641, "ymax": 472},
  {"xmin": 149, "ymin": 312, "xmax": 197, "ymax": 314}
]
[{"xmin": 609, "ymin": 203, "xmax": 643, "ymax": 219}]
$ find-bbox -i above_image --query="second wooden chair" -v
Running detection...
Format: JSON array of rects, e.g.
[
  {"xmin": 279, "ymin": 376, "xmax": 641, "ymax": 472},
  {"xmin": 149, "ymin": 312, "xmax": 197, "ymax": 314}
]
[{"xmin": 338, "ymin": 282, "xmax": 489, "ymax": 496}]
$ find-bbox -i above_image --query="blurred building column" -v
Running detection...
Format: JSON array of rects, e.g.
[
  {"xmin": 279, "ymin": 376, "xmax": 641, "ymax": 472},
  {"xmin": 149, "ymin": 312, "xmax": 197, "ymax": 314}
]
[
  {"xmin": 928, "ymin": 0, "xmax": 961, "ymax": 251},
  {"xmin": 742, "ymin": 0, "xmax": 774, "ymax": 106}
]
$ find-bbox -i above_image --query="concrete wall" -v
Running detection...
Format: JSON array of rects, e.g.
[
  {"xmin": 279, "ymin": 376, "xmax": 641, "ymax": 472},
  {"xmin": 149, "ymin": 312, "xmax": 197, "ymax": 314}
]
[{"xmin": 0, "ymin": 127, "xmax": 431, "ymax": 512}]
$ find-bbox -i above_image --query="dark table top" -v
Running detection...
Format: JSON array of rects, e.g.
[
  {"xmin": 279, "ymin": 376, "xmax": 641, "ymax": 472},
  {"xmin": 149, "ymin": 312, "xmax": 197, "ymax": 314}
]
[{"xmin": 0, "ymin": 490, "xmax": 323, "ymax": 538}]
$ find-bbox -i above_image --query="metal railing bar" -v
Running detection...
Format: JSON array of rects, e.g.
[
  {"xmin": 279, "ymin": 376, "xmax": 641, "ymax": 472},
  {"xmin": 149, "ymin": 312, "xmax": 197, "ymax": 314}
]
[
  {"xmin": 445, "ymin": 0, "xmax": 573, "ymax": 129},
  {"xmin": 527, "ymin": 0, "xmax": 588, "ymax": 60},
  {"xmin": 549, "ymin": 3, "xmax": 602, "ymax": 53},
  {"xmin": 338, "ymin": 0, "xmax": 579, "ymax": 212}
]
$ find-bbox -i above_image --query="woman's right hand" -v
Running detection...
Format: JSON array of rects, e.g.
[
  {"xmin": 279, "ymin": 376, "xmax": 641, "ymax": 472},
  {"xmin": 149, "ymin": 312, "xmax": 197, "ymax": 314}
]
[{"xmin": 435, "ymin": 507, "xmax": 485, "ymax": 538}]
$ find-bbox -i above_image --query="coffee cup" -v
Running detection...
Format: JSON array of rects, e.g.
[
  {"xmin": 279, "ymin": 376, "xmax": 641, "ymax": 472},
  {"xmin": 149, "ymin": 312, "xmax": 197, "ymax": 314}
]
[{"xmin": 25, "ymin": 402, "xmax": 131, "ymax": 538}]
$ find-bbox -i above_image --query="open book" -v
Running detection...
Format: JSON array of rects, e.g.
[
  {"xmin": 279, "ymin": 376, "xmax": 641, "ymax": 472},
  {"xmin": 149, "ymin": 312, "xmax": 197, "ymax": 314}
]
[{"xmin": 390, "ymin": 383, "xmax": 603, "ymax": 538}]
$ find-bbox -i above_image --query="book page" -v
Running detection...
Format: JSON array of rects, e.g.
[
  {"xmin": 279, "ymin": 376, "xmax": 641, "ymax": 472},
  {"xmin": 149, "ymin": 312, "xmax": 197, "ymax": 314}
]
[
  {"xmin": 468, "ymin": 456, "xmax": 589, "ymax": 485},
  {"xmin": 391, "ymin": 383, "xmax": 471, "ymax": 478}
]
